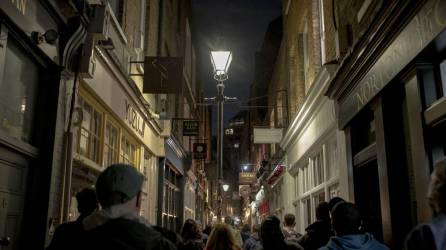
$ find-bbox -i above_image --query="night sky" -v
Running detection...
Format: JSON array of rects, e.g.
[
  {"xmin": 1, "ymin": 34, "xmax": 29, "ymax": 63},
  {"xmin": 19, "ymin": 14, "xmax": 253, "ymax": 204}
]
[{"xmin": 191, "ymin": 0, "xmax": 282, "ymax": 135}]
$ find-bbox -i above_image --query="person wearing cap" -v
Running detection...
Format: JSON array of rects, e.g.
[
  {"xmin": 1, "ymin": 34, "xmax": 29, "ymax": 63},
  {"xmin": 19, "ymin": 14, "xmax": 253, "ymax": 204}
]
[{"xmin": 81, "ymin": 163, "xmax": 176, "ymax": 250}]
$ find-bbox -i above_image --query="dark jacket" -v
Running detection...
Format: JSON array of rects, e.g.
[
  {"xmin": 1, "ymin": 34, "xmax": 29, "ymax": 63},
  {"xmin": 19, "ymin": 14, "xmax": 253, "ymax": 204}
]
[
  {"xmin": 319, "ymin": 233, "xmax": 388, "ymax": 250},
  {"xmin": 404, "ymin": 214, "xmax": 446, "ymax": 250},
  {"xmin": 83, "ymin": 218, "xmax": 176, "ymax": 250},
  {"xmin": 181, "ymin": 239, "xmax": 204, "ymax": 250},
  {"xmin": 243, "ymin": 233, "xmax": 261, "ymax": 250},
  {"xmin": 297, "ymin": 220, "xmax": 332, "ymax": 250},
  {"xmin": 258, "ymin": 240, "xmax": 303, "ymax": 250},
  {"xmin": 46, "ymin": 216, "xmax": 86, "ymax": 250}
]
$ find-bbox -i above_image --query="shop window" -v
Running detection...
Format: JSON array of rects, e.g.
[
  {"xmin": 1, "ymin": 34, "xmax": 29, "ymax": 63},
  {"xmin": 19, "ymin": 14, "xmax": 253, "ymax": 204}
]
[
  {"xmin": 77, "ymin": 97, "xmax": 102, "ymax": 164},
  {"xmin": 0, "ymin": 37, "xmax": 39, "ymax": 143},
  {"xmin": 440, "ymin": 59, "xmax": 446, "ymax": 97},
  {"xmin": 313, "ymin": 191, "xmax": 326, "ymax": 217},
  {"xmin": 313, "ymin": 151, "xmax": 324, "ymax": 187},
  {"xmin": 120, "ymin": 135, "xmax": 138, "ymax": 167},
  {"xmin": 162, "ymin": 166, "xmax": 180, "ymax": 231},
  {"xmin": 302, "ymin": 198, "xmax": 312, "ymax": 228},
  {"xmin": 103, "ymin": 121, "xmax": 119, "ymax": 167},
  {"xmin": 328, "ymin": 183, "xmax": 340, "ymax": 199},
  {"xmin": 327, "ymin": 139, "xmax": 339, "ymax": 180}
]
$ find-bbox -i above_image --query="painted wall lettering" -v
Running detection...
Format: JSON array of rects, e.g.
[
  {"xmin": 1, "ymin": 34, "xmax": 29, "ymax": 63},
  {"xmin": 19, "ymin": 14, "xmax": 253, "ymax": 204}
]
[
  {"xmin": 125, "ymin": 100, "xmax": 145, "ymax": 137},
  {"xmin": 339, "ymin": 0, "xmax": 446, "ymax": 127}
]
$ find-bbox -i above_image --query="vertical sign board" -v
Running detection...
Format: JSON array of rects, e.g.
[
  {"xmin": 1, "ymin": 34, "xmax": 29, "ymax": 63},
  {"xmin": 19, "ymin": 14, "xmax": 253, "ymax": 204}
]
[
  {"xmin": 183, "ymin": 120, "xmax": 199, "ymax": 136},
  {"xmin": 193, "ymin": 143, "xmax": 207, "ymax": 160}
]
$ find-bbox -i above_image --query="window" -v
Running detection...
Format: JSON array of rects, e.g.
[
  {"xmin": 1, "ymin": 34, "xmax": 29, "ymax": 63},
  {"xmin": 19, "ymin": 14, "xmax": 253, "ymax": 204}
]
[
  {"xmin": 109, "ymin": 0, "xmax": 125, "ymax": 25},
  {"xmin": 77, "ymin": 97, "xmax": 102, "ymax": 164},
  {"xmin": 120, "ymin": 135, "xmax": 138, "ymax": 167},
  {"xmin": 303, "ymin": 21, "xmax": 310, "ymax": 93},
  {"xmin": 327, "ymin": 139, "xmax": 339, "ymax": 180},
  {"xmin": 440, "ymin": 59, "xmax": 446, "ymax": 97},
  {"xmin": 302, "ymin": 198, "xmax": 312, "ymax": 228},
  {"xmin": 103, "ymin": 121, "xmax": 119, "ymax": 167},
  {"xmin": 313, "ymin": 191, "xmax": 326, "ymax": 216},
  {"xmin": 162, "ymin": 165, "xmax": 180, "ymax": 231},
  {"xmin": 313, "ymin": 151, "xmax": 324, "ymax": 186},
  {"xmin": 0, "ymin": 36, "xmax": 39, "ymax": 143},
  {"xmin": 329, "ymin": 183, "xmax": 340, "ymax": 199}
]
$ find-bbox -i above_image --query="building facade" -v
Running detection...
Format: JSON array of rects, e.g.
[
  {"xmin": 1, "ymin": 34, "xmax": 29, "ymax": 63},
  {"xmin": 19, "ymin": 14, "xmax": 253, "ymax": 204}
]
[
  {"xmin": 326, "ymin": 0, "xmax": 446, "ymax": 248},
  {"xmin": 0, "ymin": 1, "xmax": 67, "ymax": 248}
]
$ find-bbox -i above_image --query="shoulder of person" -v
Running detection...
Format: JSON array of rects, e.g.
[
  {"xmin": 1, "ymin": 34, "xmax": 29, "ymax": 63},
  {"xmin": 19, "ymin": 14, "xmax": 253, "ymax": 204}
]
[
  {"xmin": 285, "ymin": 240, "xmax": 304, "ymax": 250},
  {"xmin": 404, "ymin": 223, "xmax": 436, "ymax": 250}
]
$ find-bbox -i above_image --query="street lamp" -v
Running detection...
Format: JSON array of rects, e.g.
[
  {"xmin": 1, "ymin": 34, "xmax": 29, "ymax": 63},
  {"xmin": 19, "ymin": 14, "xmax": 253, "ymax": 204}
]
[
  {"xmin": 222, "ymin": 184, "xmax": 230, "ymax": 192},
  {"xmin": 209, "ymin": 50, "xmax": 234, "ymax": 222}
]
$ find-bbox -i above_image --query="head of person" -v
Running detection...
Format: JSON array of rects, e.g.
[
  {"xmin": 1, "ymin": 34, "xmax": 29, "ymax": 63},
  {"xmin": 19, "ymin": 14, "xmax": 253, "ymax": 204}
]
[
  {"xmin": 181, "ymin": 219, "xmax": 201, "ymax": 240},
  {"xmin": 242, "ymin": 224, "xmax": 250, "ymax": 233},
  {"xmin": 283, "ymin": 213, "xmax": 296, "ymax": 227},
  {"xmin": 328, "ymin": 197, "xmax": 345, "ymax": 213},
  {"xmin": 76, "ymin": 188, "xmax": 98, "ymax": 216},
  {"xmin": 203, "ymin": 224, "xmax": 212, "ymax": 235},
  {"xmin": 260, "ymin": 215, "xmax": 285, "ymax": 249},
  {"xmin": 331, "ymin": 202, "xmax": 361, "ymax": 236},
  {"xmin": 316, "ymin": 202, "xmax": 330, "ymax": 221},
  {"xmin": 95, "ymin": 164, "xmax": 144, "ymax": 210},
  {"xmin": 252, "ymin": 224, "xmax": 260, "ymax": 233},
  {"xmin": 224, "ymin": 216, "xmax": 234, "ymax": 226},
  {"xmin": 428, "ymin": 159, "xmax": 446, "ymax": 215},
  {"xmin": 206, "ymin": 223, "xmax": 238, "ymax": 250}
]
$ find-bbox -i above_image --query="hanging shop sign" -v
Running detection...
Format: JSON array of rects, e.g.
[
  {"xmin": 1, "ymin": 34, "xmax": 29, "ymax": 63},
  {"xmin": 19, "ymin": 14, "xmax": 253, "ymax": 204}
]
[
  {"xmin": 239, "ymin": 172, "xmax": 257, "ymax": 185},
  {"xmin": 266, "ymin": 165, "xmax": 286, "ymax": 185},
  {"xmin": 183, "ymin": 120, "xmax": 199, "ymax": 136},
  {"xmin": 193, "ymin": 143, "xmax": 207, "ymax": 160},
  {"xmin": 143, "ymin": 57, "xmax": 183, "ymax": 94},
  {"xmin": 253, "ymin": 128, "xmax": 283, "ymax": 144}
]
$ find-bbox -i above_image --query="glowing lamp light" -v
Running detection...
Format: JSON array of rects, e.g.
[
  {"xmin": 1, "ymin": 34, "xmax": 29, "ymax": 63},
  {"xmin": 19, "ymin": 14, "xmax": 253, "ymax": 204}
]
[
  {"xmin": 243, "ymin": 165, "xmax": 248, "ymax": 171},
  {"xmin": 222, "ymin": 184, "xmax": 230, "ymax": 192},
  {"xmin": 210, "ymin": 51, "xmax": 232, "ymax": 80}
]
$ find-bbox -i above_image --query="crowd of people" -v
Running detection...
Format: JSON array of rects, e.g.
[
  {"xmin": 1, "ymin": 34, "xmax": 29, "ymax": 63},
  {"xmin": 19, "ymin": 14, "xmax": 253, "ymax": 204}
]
[{"xmin": 47, "ymin": 159, "xmax": 446, "ymax": 250}]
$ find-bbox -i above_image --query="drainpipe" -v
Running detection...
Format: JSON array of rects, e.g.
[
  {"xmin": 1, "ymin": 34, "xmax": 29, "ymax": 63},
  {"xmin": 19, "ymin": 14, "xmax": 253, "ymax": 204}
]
[{"xmin": 60, "ymin": 44, "xmax": 83, "ymax": 222}]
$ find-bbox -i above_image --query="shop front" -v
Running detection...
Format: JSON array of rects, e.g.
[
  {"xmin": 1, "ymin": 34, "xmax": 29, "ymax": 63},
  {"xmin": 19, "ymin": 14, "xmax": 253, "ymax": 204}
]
[
  {"xmin": 279, "ymin": 65, "xmax": 349, "ymax": 233},
  {"xmin": 326, "ymin": 0, "xmax": 446, "ymax": 247},
  {"xmin": 0, "ymin": 1, "xmax": 64, "ymax": 248},
  {"xmin": 69, "ymin": 43, "xmax": 164, "ymax": 223},
  {"xmin": 158, "ymin": 137, "xmax": 188, "ymax": 232}
]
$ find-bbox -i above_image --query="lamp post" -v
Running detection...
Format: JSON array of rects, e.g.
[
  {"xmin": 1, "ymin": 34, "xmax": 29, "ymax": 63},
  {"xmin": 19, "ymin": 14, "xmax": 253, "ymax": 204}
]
[{"xmin": 209, "ymin": 51, "xmax": 234, "ymax": 222}]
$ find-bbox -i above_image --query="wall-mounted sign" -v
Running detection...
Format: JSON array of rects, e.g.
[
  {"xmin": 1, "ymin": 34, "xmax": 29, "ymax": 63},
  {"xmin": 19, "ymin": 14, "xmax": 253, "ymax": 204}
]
[
  {"xmin": 193, "ymin": 143, "xmax": 207, "ymax": 160},
  {"xmin": 253, "ymin": 128, "xmax": 283, "ymax": 144},
  {"xmin": 143, "ymin": 57, "xmax": 183, "ymax": 94},
  {"xmin": 183, "ymin": 120, "xmax": 199, "ymax": 136},
  {"xmin": 239, "ymin": 172, "xmax": 257, "ymax": 185}
]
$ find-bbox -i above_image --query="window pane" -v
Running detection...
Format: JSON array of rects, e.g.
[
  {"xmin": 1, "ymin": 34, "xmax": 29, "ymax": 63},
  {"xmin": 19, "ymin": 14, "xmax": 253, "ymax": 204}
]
[
  {"xmin": 0, "ymin": 38, "xmax": 39, "ymax": 142},
  {"xmin": 440, "ymin": 59, "xmax": 446, "ymax": 97},
  {"xmin": 329, "ymin": 183, "xmax": 340, "ymax": 199}
]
